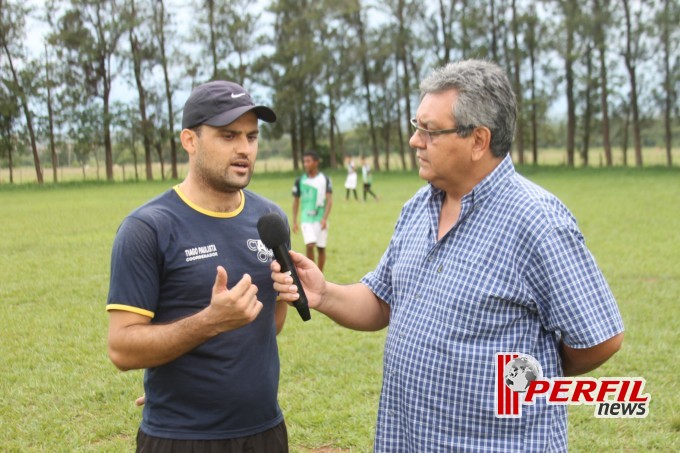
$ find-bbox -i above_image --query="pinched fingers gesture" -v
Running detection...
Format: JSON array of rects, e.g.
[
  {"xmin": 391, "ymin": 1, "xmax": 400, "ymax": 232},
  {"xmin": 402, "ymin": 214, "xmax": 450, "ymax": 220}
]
[{"xmin": 207, "ymin": 266, "xmax": 263, "ymax": 332}]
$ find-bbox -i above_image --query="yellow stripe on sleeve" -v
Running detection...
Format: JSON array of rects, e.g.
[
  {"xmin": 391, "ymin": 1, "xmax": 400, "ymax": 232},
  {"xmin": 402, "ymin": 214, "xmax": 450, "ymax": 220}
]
[{"xmin": 106, "ymin": 304, "xmax": 154, "ymax": 319}]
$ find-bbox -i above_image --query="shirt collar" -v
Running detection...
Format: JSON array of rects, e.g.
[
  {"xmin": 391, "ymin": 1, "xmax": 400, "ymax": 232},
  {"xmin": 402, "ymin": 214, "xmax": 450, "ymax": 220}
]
[
  {"xmin": 469, "ymin": 154, "xmax": 515, "ymax": 207},
  {"xmin": 427, "ymin": 154, "xmax": 515, "ymax": 208}
]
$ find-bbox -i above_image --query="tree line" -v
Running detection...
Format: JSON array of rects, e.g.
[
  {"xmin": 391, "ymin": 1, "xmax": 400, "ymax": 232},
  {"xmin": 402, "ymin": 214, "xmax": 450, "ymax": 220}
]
[{"xmin": 1, "ymin": 0, "xmax": 678, "ymax": 184}]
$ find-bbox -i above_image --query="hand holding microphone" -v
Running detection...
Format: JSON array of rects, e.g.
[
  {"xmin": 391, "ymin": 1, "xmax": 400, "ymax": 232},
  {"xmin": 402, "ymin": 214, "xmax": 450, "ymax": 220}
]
[{"xmin": 258, "ymin": 213, "xmax": 311, "ymax": 321}]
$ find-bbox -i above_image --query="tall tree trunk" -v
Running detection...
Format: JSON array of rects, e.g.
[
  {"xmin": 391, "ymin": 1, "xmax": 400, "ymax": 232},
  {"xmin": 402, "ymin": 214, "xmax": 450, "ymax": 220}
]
[
  {"xmin": 155, "ymin": 140, "xmax": 165, "ymax": 180},
  {"xmin": 436, "ymin": 0, "xmax": 452, "ymax": 64},
  {"xmin": 490, "ymin": 0, "xmax": 499, "ymax": 61},
  {"xmin": 511, "ymin": 0, "xmax": 524, "ymax": 164},
  {"xmin": 399, "ymin": 53, "xmax": 415, "ymax": 170},
  {"xmin": 622, "ymin": 105, "xmax": 630, "ymax": 166},
  {"xmin": 207, "ymin": 0, "xmax": 218, "ymax": 79},
  {"xmin": 661, "ymin": 0, "xmax": 673, "ymax": 166},
  {"xmin": 94, "ymin": 149, "xmax": 101, "ymax": 180},
  {"xmin": 529, "ymin": 44, "xmax": 538, "ymax": 165},
  {"xmin": 94, "ymin": 3, "xmax": 116, "ymax": 182},
  {"xmin": 333, "ymin": 116, "xmax": 344, "ymax": 166},
  {"xmin": 460, "ymin": 0, "xmax": 469, "ymax": 57},
  {"xmin": 396, "ymin": 0, "xmax": 417, "ymax": 170},
  {"xmin": 593, "ymin": 0, "xmax": 612, "ymax": 166},
  {"xmin": 45, "ymin": 44, "xmax": 58, "ymax": 182},
  {"xmin": 564, "ymin": 0, "xmax": 577, "ymax": 167},
  {"xmin": 309, "ymin": 99, "xmax": 318, "ymax": 151},
  {"xmin": 91, "ymin": 1, "xmax": 123, "ymax": 182},
  {"xmin": 394, "ymin": 54, "xmax": 406, "ymax": 170},
  {"xmin": 382, "ymin": 120, "xmax": 391, "ymax": 172},
  {"xmin": 8, "ymin": 143, "xmax": 14, "ymax": 183},
  {"xmin": 103, "ymin": 76, "xmax": 114, "ymax": 180},
  {"xmin": 2, "ymin": 42, "xmax": 42, "ymax": 183},
  {"xmin": 299, "ymin": 107, "xmax": 307, "ymax": 158},
  {"xmin": 132, "ymin": 134, "xmax": 139, "ymax": 181},
  {"xmin": 354, "ymin": 8, "xmax": 380, "ymax": 170},
  {"xmin": 291, "ymin": 108, "xmax": 300, "ymax": 171},
  {"xmin": 157, "ymin": 0, "xmax": 178, "ymax": 178},
  {"xmin": 2, "ymin": 123, "xmax": 15, "ymax": 183},
  {"xmin": 581, "ymin": 45, "xmax": 594, "ymax": 167},
  {"xmin": 622, "ymin": 0, "xmax": 643, "ymax": 167},
  {"xmin": 129, "ymin": 2, "xmax": 154, "ymax": 181},
  {"xmin": 327, "ymin": 73, "xmax": 337, "ymax": 169}
]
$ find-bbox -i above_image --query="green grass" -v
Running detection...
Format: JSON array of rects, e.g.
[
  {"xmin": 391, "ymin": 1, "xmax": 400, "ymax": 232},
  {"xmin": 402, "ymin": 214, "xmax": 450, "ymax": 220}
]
[{"xmin": 0, "ymin": 166, "xmax": 678, "ymax": 452}]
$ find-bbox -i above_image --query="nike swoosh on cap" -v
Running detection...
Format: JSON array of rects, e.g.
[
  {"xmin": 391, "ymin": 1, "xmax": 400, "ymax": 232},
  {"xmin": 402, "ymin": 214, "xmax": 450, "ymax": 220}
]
[{"xmin": 231, "ymin": 93, "xmax": 247, "ymax": 98}]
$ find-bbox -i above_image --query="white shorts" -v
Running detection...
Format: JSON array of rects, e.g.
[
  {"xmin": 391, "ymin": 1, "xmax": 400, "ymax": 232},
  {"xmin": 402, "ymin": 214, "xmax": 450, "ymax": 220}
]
[
  {"xmin": 344, "ymin": 173, "xmax": 357, "ymax": 189},
  {"xmin": 301, "ymin": 222, "xmax": 328, "ymax": 248}
]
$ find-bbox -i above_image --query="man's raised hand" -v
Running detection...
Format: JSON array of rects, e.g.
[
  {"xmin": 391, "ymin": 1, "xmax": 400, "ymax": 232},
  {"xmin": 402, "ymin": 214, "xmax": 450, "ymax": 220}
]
[{"xmin": 205, "ymin": 266, "xmax": 263, "ymax": 333}]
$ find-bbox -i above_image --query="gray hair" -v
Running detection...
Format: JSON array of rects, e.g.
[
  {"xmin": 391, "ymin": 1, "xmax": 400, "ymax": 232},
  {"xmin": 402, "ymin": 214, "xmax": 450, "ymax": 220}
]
[{"xmin": 419, "ymin": 60, "xmax": 516, "ymax": 157}]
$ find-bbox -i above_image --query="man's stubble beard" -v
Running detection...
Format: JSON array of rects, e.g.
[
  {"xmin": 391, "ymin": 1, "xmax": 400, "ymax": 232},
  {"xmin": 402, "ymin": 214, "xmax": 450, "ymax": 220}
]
[{"xmin": 195, "ymin": 152, "xmax": 253, "ymax": 194}]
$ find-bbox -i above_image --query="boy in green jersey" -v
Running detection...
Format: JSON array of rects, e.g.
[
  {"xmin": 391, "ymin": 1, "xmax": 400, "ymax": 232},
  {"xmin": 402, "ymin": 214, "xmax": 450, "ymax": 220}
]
[{"xmin": 292, "ymin": 151, "xmax": 333, "ymax": 271}]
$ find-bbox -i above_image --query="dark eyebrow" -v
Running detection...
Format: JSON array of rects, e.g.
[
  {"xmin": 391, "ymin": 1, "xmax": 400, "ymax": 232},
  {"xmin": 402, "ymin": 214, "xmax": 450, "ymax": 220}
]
[{"xmin": 214, "ymin": 125, "xmax": 260, "ymax": 135}]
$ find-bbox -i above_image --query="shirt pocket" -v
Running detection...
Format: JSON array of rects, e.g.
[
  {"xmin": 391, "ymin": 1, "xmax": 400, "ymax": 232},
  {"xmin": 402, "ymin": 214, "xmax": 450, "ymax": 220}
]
[{"xmin": 424, "ymin": 257, "xmax": 534, "ymax": 340}]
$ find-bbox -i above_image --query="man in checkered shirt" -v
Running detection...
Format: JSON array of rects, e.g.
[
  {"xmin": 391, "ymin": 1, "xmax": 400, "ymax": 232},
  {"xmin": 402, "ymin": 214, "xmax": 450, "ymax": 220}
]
[{"xmin": 272, "ymin": 59, "xmax": 624, "ymax": 452}]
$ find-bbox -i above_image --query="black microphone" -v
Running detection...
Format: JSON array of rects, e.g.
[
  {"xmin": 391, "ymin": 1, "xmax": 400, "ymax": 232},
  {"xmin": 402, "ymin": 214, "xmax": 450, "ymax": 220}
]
[{"xmin": 257, "ymin": 212, "xmax": 311, "ymax": 321}]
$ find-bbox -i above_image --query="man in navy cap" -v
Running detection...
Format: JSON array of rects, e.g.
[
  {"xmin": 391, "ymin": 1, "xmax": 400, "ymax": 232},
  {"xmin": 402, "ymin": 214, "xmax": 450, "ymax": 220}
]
[{"xmin": 107, "ymin": 81, "xmax": 290, "ymax": 452}]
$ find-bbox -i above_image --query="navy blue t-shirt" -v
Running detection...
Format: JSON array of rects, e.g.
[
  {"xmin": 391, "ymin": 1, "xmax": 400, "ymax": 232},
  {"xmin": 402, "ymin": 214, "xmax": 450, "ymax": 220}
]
[{"xmin": 107, "ymin": 186, "xmax": 286, "ymax": 440}]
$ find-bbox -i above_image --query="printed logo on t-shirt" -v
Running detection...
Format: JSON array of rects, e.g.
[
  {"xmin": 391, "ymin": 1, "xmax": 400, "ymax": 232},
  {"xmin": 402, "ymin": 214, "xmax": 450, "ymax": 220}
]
[
  {"xmin": 184, "ymin": 244, "xmax": 218, "ymax": 262},
  {"xmin": 247, "ymin": 239, "xmax": 274, "ymax": 263}
]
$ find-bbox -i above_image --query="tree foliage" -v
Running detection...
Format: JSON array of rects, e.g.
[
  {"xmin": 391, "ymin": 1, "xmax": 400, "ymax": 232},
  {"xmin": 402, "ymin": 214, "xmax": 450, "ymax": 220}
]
[{"xmin": 1, "ymin": 0, "xmax": 678, "ymax": 183}]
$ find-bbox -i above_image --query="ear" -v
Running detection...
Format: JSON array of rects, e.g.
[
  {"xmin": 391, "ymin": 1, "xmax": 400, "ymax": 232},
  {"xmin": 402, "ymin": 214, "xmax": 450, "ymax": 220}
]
[
  {"xmin": 470, "ymin": 126, "xmax": 492, "ymax": 162},
  {"xmin": 180, "ymin": 129, "xmax": 198, "ymax": 156}
]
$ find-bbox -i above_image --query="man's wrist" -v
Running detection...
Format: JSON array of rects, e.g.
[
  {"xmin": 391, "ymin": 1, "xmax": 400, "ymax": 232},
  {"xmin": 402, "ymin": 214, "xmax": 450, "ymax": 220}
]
[{"xmin": 194, "ymin": 305, "xmax": 223, "ymax": 338}]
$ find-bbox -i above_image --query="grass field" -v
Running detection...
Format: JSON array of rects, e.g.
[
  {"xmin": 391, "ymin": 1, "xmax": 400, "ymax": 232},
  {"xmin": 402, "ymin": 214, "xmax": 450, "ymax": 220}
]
[{"xmin": 0, "ymin": 166, "xmax": 678, "ymax": 452}]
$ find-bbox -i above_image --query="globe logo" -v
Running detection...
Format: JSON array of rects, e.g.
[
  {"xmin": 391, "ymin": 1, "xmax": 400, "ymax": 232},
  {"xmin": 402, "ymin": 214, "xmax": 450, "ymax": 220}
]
[{"xmin": 504, "ymin": 355, "xmax": 542, "ymax": 393}]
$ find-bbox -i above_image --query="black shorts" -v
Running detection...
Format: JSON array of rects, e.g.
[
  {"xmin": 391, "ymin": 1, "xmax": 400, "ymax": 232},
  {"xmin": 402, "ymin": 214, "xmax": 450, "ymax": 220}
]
[{"xmin": 136, "ymin": 420, "xmax": 288, "ymax": 453}]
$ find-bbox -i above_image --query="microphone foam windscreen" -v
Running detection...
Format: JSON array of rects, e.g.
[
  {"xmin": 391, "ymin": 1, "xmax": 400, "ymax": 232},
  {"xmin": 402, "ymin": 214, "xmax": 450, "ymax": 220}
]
[{"xmin": 257, "ymin": 213, "xmax": 289, "ymax": 248}]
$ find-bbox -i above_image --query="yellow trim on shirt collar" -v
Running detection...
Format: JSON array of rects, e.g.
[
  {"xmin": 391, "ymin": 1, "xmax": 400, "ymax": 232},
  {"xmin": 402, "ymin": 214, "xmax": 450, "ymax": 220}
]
[{"xmin": 173, "ymin": 185, "xmax": 245, "ymax": 218}]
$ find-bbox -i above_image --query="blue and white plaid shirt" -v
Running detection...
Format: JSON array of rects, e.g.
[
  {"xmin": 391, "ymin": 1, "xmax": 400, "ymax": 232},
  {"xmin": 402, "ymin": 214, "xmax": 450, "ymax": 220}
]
[{"xmin": 362, "ymin": 156, "xmax": 623, "ymax": 452}]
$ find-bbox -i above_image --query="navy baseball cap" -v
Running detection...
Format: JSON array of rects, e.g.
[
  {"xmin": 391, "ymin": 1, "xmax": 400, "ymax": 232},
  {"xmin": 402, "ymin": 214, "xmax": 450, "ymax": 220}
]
[{"xmin": 181, "ymin": 80, "xmax": 276, "ymax": 129}]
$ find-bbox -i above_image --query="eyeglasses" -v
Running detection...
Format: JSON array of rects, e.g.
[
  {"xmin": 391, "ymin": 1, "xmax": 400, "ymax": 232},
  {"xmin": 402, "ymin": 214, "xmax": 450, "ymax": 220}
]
[{"xmin": 409, "ymin": 117, "xmax": 474, "ymax": 143}]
